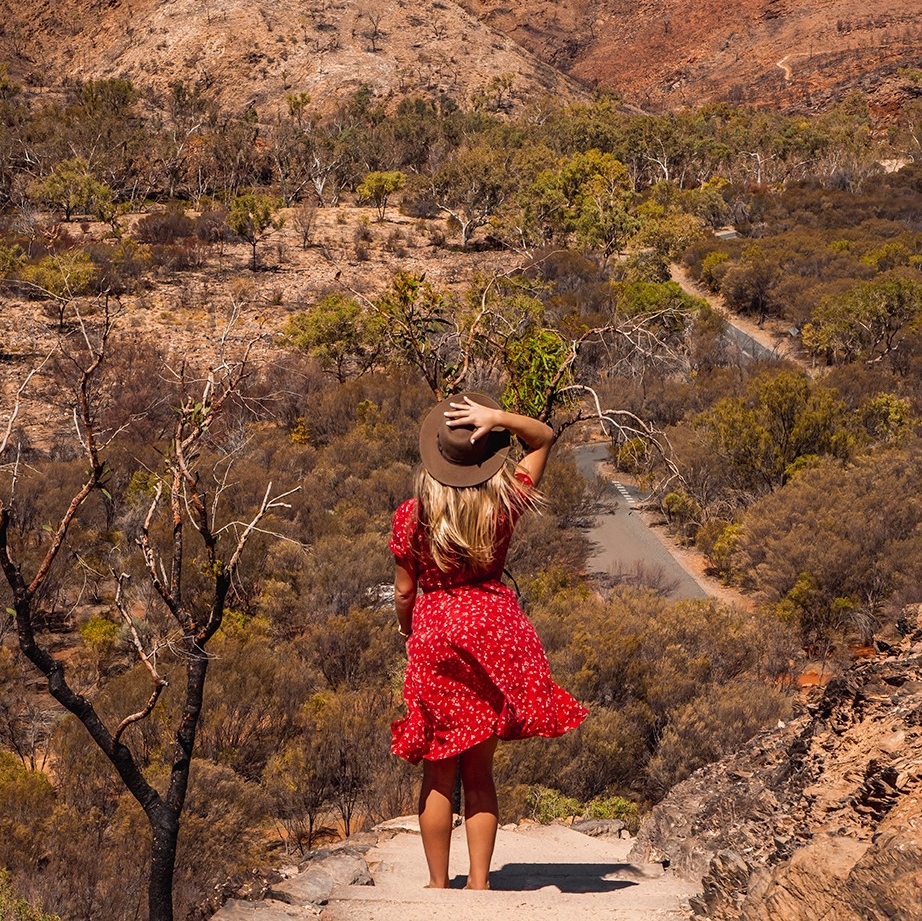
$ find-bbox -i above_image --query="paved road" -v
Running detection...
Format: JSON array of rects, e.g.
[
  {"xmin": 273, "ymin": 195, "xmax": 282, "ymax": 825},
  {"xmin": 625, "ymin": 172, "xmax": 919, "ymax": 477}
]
[
  {"xmin": 573, "ymin": 444, "xmax": 707, "ymax": 601},
  {"xmin": 668, "ymin": 263, "xmax": 783, "ymax": 364},
  {"xmin": 723, "ymin": 322, "xmax": 777, "ymax": 362}
]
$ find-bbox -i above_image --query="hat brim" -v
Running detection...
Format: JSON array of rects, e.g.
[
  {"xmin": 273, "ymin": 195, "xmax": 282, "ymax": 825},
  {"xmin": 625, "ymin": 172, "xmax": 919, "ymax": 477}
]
[{"xmin": 419, "ymin": 392, "xmax": 511, "ymax": 487}]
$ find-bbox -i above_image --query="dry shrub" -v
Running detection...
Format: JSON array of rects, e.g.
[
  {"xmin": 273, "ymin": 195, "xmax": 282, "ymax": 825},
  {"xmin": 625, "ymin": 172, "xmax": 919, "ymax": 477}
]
[
  {"xmin": 134, "ymin": 205, "xmax": 194, "ymax": 244},
  {"xmin": 295, "ymin": 532, "xmax": 391, "ymax": 617},
  {"xmin": 522, "ymin": 586, "xmax": 798, "ymax": 800},
  {"xmin": 0, "ymin": 750, "xmax": 55, "ymax": 875},
  {"xmin": 398, "ymin": 192, "xmax": 439, "ymax": 219},
  {"xmin": 192, "ymin": 207, "xmax": 229, "ymax": 243},
  {"xmin": 384, "ymin": 228, "xmax": 407, "ymax": 256},
  {"xmin": 733, "ymin": 443, "xmax": 922, "ymax": 644},
  {"xmin": 644, "ymin": 678, "xmax": 792, "ymax": 797},
  {"xmin": 150, "ymin": 238, "xmax": 209, "ymax": 270},
  {"xmin": 353, "ymin": 220, "xmax": 373, "ymax": 243},
  {"xmin": 295, "ymin": 606, "xmax": 403, "ymax": 691},
  {"xmin": 292, "ymin": 200, "xmax": 317, "ymax": 249}
]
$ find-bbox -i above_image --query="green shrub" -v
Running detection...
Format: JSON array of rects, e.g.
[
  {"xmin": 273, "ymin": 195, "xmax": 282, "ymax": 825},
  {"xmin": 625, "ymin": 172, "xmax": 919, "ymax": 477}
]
[
  {"xmin": 695, "ymin": 520, "xmax": 740, "ymax": 576},
  {"xmin": 78, "ymin": 615, "xmax": 121, "ymax": 651},
  {"xmin": 527, "ymin": 785, "xmax": 583, "ymax": 823},
  {"xmin": 0, "ymin": 870, "xmax": 60, "ymax": 921},
  {"xmin": 700, "ymin": 250, "xmax": 731, "ymax": 291},
  {"xmin": 583, "ymin": 794, "xmax": 641, "ymax": 833}
]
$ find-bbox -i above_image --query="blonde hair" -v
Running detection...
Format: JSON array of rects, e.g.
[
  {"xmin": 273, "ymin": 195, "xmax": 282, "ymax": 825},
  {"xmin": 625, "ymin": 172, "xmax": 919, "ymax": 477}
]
[{"xmin": 414, "ymin": 463, "xmax": 540, "ymax": 573}]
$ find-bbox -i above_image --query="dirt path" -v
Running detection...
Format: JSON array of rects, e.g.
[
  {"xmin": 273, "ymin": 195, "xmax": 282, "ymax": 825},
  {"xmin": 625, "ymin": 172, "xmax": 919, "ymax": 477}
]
[
  {"xmin": 212, "ymin": 820, "xmax": 697, "ymax": 920},
  {"xmin": 775, "ymin": 52, "xmax": 812, "ymax": 82},
  {"xmin": 321, "ymin": 822, "xmax": 696, "ymax": 921}
]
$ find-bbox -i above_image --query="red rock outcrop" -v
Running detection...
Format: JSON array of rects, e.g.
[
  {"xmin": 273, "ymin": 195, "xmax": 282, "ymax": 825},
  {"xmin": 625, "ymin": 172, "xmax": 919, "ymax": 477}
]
[{"xmin": 630, "ymin": 605, "xmax": 922, "ymax": 919}]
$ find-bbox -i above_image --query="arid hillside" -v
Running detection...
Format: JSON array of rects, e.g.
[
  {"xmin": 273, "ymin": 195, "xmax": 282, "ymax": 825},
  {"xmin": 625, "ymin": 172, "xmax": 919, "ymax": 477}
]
[
  {"xmin": 0, "ymin": 0, "xmax": 589, "ymax": 118},
  {"xmin": 3, "ymin": 0, "xmax": 920, "ymax": 120},
  {"xmin": 460, "ymin": 0, "xmax": 922, "ymax": 117}
]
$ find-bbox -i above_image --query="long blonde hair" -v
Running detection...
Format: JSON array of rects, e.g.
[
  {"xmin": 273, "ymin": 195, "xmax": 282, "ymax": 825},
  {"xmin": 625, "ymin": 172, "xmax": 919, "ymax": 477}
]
[{"xmin": 414, "ymin": 463, "xmax": 540, "ymax": 573}]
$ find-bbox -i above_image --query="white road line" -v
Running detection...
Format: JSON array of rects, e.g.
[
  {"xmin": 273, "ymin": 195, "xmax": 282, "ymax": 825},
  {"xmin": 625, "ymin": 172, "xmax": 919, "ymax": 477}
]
[{"xmin": 612, "ymin": 481, "xmax": 636, "ymax": 505}]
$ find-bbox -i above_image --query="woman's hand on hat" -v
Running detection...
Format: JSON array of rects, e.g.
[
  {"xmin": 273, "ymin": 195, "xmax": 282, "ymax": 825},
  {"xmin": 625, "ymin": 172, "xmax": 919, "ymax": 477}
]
[{"xmin": 444, "ymin": 396, "xmax": 500, "ymax": 443}]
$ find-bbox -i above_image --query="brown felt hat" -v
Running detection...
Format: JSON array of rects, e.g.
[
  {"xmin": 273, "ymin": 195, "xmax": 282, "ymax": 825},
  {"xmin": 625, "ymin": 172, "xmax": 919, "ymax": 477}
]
[{"xmin": 419, "ymin": 392, "xmax": 511, "ymax": 487}]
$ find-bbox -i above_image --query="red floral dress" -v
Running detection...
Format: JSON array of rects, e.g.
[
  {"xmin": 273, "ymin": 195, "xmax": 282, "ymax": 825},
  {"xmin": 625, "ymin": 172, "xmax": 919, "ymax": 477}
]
[{"xmin": 390, "ymin": 473, "xmax": 588, "ymax": 763}]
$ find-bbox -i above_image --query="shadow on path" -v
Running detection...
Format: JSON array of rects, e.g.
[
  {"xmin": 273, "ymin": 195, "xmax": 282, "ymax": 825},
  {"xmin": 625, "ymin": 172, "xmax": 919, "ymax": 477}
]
[{"xmin": 454, "ymin": 862, "xmax": 642, "ymax": 893}]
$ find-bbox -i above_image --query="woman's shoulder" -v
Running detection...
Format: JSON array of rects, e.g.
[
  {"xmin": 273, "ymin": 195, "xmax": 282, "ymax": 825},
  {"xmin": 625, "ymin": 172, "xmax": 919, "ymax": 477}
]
[{"xmin": 393, "ymin": 497, "xmax": 417, "ymax": 522}]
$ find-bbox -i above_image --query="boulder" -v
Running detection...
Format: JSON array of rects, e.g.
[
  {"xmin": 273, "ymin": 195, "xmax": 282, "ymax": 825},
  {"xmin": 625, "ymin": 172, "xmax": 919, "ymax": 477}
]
[
  {"xmin": 570, "ymin": 818, "xmax": 626, "ymax": 839},
  {"xmin": 212, "ymin": 898, "xmax": 316, "ymax": 919},
  {"xmin": 266, "ymin": 853, "xmax": 371, "ymax": 906}
]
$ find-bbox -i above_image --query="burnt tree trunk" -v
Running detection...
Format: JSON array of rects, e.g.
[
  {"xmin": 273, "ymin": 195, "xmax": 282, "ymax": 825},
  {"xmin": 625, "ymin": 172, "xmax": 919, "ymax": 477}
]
[
  {"xmin": 149, "ymin": 805, "xmax": 180, "ymax": 921},
  {"xmin": 0, "ymin": 322, "xmax": 289, "ymax": 920}
]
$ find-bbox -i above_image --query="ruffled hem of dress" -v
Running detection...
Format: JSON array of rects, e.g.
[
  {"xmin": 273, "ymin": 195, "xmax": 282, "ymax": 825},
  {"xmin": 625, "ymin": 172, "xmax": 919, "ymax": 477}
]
[
  {"xmin": 391, "ymin": 687, "xmax": 588, "ymax": 764},
  {"xmin": 391, "ymin": 714, "xmax": 496, "ymax": 764},
  {"xmin": 495, "ymin": 685, "xmax": 588, "ymax": 742}
]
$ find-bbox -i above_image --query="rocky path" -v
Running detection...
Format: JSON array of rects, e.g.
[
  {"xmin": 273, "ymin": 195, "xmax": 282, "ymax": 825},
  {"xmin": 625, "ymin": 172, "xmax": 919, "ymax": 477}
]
[{"xmin": 213, "ymin": 820, "xmax": 697, "ymax": 921}]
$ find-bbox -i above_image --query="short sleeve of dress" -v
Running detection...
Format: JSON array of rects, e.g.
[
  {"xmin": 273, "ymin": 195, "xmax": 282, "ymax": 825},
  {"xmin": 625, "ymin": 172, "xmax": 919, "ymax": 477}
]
[
  {"xmin": 389, "ymin": 499, "xmax": 417, "ymax": 562},
  {"xmin": 514, "ymin": 471, "xmax": 534, "ymax": 491},
  {"xmin": 510, "ymin": 471, "xmax": 535, "ymax": 525}
]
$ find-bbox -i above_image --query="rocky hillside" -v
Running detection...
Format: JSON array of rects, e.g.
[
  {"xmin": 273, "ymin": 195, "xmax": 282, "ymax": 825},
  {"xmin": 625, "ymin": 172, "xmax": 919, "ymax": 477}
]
[
  {"xmin": 0, "ymin": 0, "xmax": 588, "ymax": 118},
  {"xmin": 460, "ymin": 0, "xmax": 922, "ymax": 118},
  {"xmin": 2, "ymin": 0, "xmax": 919, "ymax": 119},
  {"xmin": 630, "ymin": 604, "xmax": 922, "ymax": 920}
]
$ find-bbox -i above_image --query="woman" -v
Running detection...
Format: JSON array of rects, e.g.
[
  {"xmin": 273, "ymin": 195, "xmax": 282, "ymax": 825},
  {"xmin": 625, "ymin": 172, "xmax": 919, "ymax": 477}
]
[{"xmin": 389, "ymin": 392, "xmax": 587, "ymax": 890}]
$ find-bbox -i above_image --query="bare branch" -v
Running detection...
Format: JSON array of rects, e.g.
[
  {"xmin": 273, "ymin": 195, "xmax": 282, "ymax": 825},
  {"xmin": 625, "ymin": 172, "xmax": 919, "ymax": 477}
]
[
  {"xmin": 213, "ymin": 523, "xmax": 306, "ymax": 549},
  {"xmin": 112, "ymin": 571, "xmax": 169, "ymax": 744},
  {"xmin": 27, "ymin": 472, "xmax": 99, "ymax": 599},
  {"xmin": 6, "ymin": 443, "xmax": 22, "ymax": 507},
  {"xmin": 0, "ymin": 351, "xmax": 55, "ymax": 457},
  {"xmin": 225, "ymin": 483, "xmax": 302, "ymax": 574},
  {"xmin": 138, "ymin": 479, "xmax": 186, "ymax": 624},
  {"xmin": 113, "ymin": 571, "xmax": 168, "ymax": 686},
  {"xmin": 114, "ymin": 685, "xmax": 167, "ymax": 745},
  {"xmin": 559, "ymin": 383, "xmax": 684, "ymax": 490}
]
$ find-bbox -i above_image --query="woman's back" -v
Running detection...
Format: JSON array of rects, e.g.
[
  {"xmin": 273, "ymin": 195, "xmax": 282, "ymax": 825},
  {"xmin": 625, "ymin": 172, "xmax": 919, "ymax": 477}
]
[{"xmin": 390, "ymin": 471, "xmax": 532, "ymax": 591}]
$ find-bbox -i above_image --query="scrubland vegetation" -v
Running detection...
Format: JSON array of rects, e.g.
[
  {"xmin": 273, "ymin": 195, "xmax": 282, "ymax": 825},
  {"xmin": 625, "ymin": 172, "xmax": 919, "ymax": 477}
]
[{"xmin": 1, "ymin": 67, "xmax": 921, "ymax": 919}]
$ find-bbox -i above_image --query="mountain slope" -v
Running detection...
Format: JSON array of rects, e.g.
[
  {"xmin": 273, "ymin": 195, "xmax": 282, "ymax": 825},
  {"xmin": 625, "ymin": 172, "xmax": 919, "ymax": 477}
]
[
  {"xmin": 0, "ymin": 0, "xmax": 589, "ymax": 117},
  {"xmin": 460, "ymin": 0, "xmax": 922, "ymax": 116},
  {"xmin": 2, "ymin": 0, "xmax": 918, "ymax": 119}
]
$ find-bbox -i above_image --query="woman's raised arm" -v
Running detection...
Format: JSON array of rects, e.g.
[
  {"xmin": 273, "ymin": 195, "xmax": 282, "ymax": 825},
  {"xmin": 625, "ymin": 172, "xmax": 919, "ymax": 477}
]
[{"xmin": 443, "ymin": 396, "xmax": 554, "ymax": 487}]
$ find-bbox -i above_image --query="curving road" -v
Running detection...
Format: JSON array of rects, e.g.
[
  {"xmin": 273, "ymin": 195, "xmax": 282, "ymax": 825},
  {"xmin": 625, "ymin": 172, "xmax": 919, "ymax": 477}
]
[
  {"xmin": 574, "ymin": 444, "xmax": 708, "ymax": 601},
  {"xmin": 669, "ymin": 264, "xmax": 781, "ymax": 364}
]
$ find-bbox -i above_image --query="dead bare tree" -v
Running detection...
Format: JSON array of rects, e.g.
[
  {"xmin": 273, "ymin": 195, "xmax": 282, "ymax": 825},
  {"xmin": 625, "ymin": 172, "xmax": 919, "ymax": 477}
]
[
  {"xmin": 361, "ymin": 8, "xmax": 385, "ymax": 52},
  {"xmin": 0, "ymin": 311, "xmax": 297, "ymax": 921}
]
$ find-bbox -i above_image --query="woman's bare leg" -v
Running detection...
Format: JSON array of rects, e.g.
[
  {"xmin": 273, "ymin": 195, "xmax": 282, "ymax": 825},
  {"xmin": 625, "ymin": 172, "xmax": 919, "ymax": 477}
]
[
  {"xmin": 419, "ymin": 755, "xmax": 458, "ymax": 888},
  {"xmin": 459, "ymin": 736, "xmax": 499, "ymax": 890}
]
